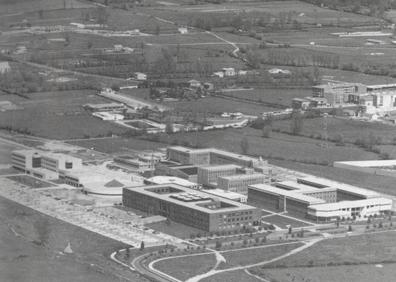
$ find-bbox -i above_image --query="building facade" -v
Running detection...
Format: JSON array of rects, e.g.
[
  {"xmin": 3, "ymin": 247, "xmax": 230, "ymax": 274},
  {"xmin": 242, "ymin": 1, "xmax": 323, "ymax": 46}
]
[
  {"xmin": 123, "ymin": 184, "xmax": 260, "ymax": 232},
  {"xmin": 217, "ymin": 173, "xmax": 265, "ymax": 195}
]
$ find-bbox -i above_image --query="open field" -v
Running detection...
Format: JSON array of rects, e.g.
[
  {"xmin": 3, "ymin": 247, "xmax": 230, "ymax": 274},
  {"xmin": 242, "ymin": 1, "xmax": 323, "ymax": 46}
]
[
  {"xmin": 263, "ymin": 263, "xmax": 396, "ymax": 282},
  {"xmin": 141, "ymin": 0, "xmax": 379, "ymax": 27},
  {"xmin": 0, "ymin": 195, "xmax": 139, "ymax": 282},
  {"xmin": 166, "ymin": 127, "xmax": 379, "ymax": 164},
  {"xmin": 153, "ymin": 253, "xmax": 216, "ymax": 281},
  {"xmin": 219, "ymin": 242, "xmax": 303, "ymax": 269},
  {"xmin": 220, "ymin": 88, "xmax": 310, "ymax": 107},
  {"xmin": 273, "ymin": 117, "xmax": 396, "ymax": 144},
  {"xmin": 167, "ymin": 97, "xmax": 276, "ymax": 115},
  {"xmin": 258, "ymin": 231, "xmax": 396, "ymax": 269},
  {"xmin": 0, "ymin": 138, "xmax": 24, "ymax": 164},
  {"xmin": 0, "ymin": 90, "xmax": 129, "ymax": 140},
  {"xmin": 67, "ymin": 136, "xmax": 167, "ymax": 154}
]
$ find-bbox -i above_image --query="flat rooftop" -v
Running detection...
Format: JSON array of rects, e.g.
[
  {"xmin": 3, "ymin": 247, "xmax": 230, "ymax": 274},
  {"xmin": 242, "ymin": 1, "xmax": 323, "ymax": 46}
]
[
  {"xmin": 203, "ymin": 188, "xmax": 245, "ymax": 200},
  {"xmin": 249, "ymin": 184, "xmax": 325, "ymax": 205},
  {"xmin": 335, "ymin": 160, "xmax": 396, "ymax": 168},
  {"xmin": 297, "ymin": 176, "xmax": 380, "ymax": 198},
  {"xmin": 219, "ymin": 173, "xmax": 264, "ymax": 181},
  {"xmin": 124, "ymin": 184, "xmax": 257, "ymax": 214},
  {"xmin": 199, "ymin": 164, "xmax": 240, "ymax": 171},
  {"xmin": 309, "ymin": 197, "xmax": 392, "ymax": 211},
  {"xmin": 275, "ymin": 180, "xmax": 321, "ymax": 193}
]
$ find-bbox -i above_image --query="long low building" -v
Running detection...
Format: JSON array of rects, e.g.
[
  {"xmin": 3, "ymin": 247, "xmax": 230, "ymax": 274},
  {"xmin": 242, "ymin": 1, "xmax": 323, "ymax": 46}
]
[
  {"xmin": 248, "ymin": 176, "xmax": 393, "ymax": 221},
  {"xmin": 123, "ymin": 184, "xmax": 261, "ymax": 232}
]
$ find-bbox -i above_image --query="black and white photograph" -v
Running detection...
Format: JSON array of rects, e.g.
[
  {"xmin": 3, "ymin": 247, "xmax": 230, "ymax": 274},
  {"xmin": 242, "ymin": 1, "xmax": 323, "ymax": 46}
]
[{"xmin": 0, "ymin": 0, "xmax": 395, "ymax": 281}]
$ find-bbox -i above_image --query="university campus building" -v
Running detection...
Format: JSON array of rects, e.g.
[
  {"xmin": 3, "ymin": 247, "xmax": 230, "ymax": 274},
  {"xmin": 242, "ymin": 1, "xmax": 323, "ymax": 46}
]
[
  {"xmin": 248, "ymin": 176, "xmax": 392, "ymax": 222},
  {"xmin": 123, "ymin": 184, "xmax": 261, "ymax": 232}
]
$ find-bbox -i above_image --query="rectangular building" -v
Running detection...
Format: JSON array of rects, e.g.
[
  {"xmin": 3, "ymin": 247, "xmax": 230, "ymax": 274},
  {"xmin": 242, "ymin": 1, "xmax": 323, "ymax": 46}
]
[
  {"xmin": 197, "ymin": 164, "xmax": 239, "ymax": 187},
  {"xmin": 123, "ymin": 184, "xmax": 260, "ymax": 232},
  {"xmin": 217, "ymin": 173, "xmax": 265, "ymax": 195}
]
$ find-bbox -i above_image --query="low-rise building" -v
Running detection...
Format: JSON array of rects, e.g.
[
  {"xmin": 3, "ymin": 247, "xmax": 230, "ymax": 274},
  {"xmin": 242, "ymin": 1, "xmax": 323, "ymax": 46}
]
[
  {"xmin": 83, "ymin": 103, "xmax": 126, "ymax": 112},
  {"xmin": 92, "ymin": 112, "xmax": 124, "ymax": 121},
  {"xmin": 123, "ymin": 184, "xmax": 260, "ymax": 231},
  {"xmin": 203, "ymin": 188, "xmax": 247, "ymax": 203}
]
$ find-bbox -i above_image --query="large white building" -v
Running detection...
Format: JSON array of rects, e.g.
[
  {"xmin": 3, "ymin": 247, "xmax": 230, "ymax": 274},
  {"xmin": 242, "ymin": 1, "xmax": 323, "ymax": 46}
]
[{"xmin": 248, "ymin": 175, "xmax": 392, "ymax": 221}]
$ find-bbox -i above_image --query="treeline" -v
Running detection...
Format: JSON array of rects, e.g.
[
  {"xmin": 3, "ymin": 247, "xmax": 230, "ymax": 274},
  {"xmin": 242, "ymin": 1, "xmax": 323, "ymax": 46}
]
[{"xmin": 301, "ymin": 0, "xmax": 395, "ymax": 17}]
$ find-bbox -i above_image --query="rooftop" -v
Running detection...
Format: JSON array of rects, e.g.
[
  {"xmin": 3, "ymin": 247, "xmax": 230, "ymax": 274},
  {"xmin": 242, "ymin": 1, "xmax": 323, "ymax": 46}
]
[
  {"xmin": 203, "ymin": 189, "xmax": 246, "ymax": 200},
  {"xmin": 124, "ymin": 184, "xmax": 257, "ymax": 214},
  {"xmin": 309, "ymin": 197, "xmax": 392, "ymax": 211},
  {"xmin": 146, "ymin": 176, "xmax": 198, "ymax": 187},
  {"xmin": 249, "ymin": 184, "xmax": 325, "ymax": 205}
]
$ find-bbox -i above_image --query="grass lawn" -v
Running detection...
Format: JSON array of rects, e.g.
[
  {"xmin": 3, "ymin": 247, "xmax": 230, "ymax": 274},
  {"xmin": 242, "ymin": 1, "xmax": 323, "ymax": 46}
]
[
  {"xmin": 271, "ymin": 159, "xmax": 396, "ymax": 196},
  {"xmin": 262, "ymin": 263, "xmax": 396, "ymax": 282},
  {"xmin": 201, "ymin": 269, "xmax": 261, "ymax": 282},
  {"xmin": 153, "ymin": 253, "xmax": 216, "ymax": 281},
  {"xmin": 7, "ymin": 175, "xmax": 54, "ymax": 188},
  {"xmin": 262, "ymin": 215, "xmax": 313, "ymax": 229},
  {"xmin": 0, "ymin": 139, "xmax": 25, "ymax": 165},
  {"xmin": 146, "ymin": 220, "xmax": 203, "ymax": 240},
  {"xmin": 218, "ymin": 242, "xmax": 303, "ymax": 269},
  {"xmin": 258, "ymin": 231, "xmax": 396, "ymax": 269},
  {"xmin": 0, "ymin": 196, "xmax": 140, "ymax": 282},
  {"xmin": 166, "ymin": 97, "xmax": 277, "ymax": 115}
]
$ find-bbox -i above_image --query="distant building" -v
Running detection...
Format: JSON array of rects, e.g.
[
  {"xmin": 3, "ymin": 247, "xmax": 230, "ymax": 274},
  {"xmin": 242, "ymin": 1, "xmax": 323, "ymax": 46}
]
[
  {"xmin": 0, "ymin": 61, "xmax": 11, "ymax": 74},
  {"xmin": 268, "ymin": 68, "xmax": 291, "ymax": 75},
  {"xmin": 312, "ymin": 83, "xmax": 366, "ymax": 106},
  {"xmin": 178, "ymin": 27, "xmax": 188, "ymax": 34},
  {"xmin": 188, "ymin": 79, "xmax": 201, "ymax": 88},
  {"xmin": 222, "ymin": 67, "xmax": 236, "ymax": 77},
  {"xmin": 123, "ymin": 184, "xmax": 261, "ymax": 231},
  {"xmin": 134, "ymin": 72, "xmax": 147, "ymax": 81},
  {"xmin": 144, "ymin": 176, "xmax": 201, "ymax": 189},
  {"xmin": 83, "ymin": 102, "xmax": 126, "ymax": 112},
  {"xmin": 292, "ymin": 98, "xmax": 311, "ymax": 110},
  {"xmin": 92, "ymin": 112, "xmax": 124, "ymax": 121},
  {"xmin": 203, "ymin": 188, "xmax": 247, "ymax": 203}
]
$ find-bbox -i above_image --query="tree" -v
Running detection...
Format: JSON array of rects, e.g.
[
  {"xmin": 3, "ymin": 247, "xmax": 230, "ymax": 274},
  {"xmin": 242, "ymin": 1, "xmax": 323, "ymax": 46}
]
[
  {"xmin": 262, "ymin": 125, "xmax": 272, "ymax": 138},
  {"xmin": 240, "ymin": 137, "xmax": 249, "ymax": 155},
  {"xmin": 348, "ymin": 225, "xmax": 353, "ymax": 232},
  {"xmin": 290, "ymin": 110, "xmax": 304, "ymax": 135},
  {"xmin": 215, "ymin": 241, "xmax": 222, "ymax": 250},
  {"xmin": 288, "ymin": 226, "xmax": 292, "ymax": 234},
  {"xmin": 165, "ymin": 121, "xmax": 174, "ymax": 134},
  {"xmin": 34, "ymin": 218, "xmax": 51, "ymax": 246},
  {"xmin": 140, "ymin": 241, "xmax": 145, "ymax": 251},
  {"xmin": 125, "ymin": 247, "xmax": 130, "ymax": 259}
]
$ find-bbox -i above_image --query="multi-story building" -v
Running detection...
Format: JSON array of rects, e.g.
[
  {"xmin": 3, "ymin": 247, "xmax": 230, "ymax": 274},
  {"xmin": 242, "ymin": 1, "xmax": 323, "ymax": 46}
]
[
  {"xmin": 217, "ymin": 173, "xmax": 265, "ymax": 195},
  {"xmin": 11, "ymin": 150, "xmax": 82, "ymax": 179},
  {"xmin": 197, "ymin": 164, "xmax": 239, "ymax": 187},
  {"xmin": 123, "ymin": 184, "xmax": 260, "ymax": 232},
  {"xmin": 312, "ymin": 83, "xmax": 366, "ymax": 106},
  {"xmin": 248, "ymin": 176, "xmax": 392, "ymax": 221},
  {"xmin": 167, "ymin": 146, "xmax": 265, "ymax": 168}
]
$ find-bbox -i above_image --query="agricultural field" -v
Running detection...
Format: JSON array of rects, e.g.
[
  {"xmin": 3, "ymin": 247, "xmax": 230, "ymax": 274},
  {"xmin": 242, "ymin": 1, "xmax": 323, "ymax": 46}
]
[
  {"xmin": 167, "ymin": 97, "xmax": 276, "ymax": 115},
  {"xmin": 140, "ymin": 0, "xmax": 380, "ymax": 27},
  {"xmin": 0, "ymin": 90, "xmax": 129, "ymax": 140},
  {"xmin": 166, "ymin": 127, "xmax": 379, "ymax": 164},
  {"xmin": 153, "ymin": 253, "xmax": 216, "ymax": 281},
  {"xmin": 201, "ymin": 269, "xmax": 262, "ymax": 282},
  {"xmin": 272, "ymin": 117, "xmax": 396, "ymax": 144},
  {"xmin": 67, "ymin": 136, "xmax": 167, "ymax": 154}
]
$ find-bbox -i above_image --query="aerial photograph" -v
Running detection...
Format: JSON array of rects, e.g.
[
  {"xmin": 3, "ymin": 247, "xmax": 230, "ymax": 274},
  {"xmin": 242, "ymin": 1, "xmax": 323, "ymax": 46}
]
[{"xmin": 1, "ymin": 0, "xmax": 396, "ymax": 281}]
